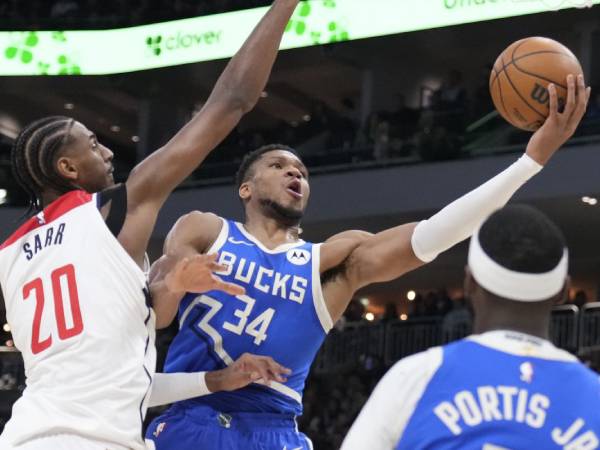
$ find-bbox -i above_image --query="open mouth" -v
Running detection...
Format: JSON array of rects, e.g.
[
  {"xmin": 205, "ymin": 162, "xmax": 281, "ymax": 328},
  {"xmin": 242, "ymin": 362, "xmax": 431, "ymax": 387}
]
[{"xmin": 286, "ymin": 180, "xmax": 302, "ymax": 198}]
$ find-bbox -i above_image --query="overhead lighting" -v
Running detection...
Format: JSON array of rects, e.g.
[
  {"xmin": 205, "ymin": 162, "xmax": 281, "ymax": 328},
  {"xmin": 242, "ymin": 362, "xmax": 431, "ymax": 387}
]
[
  {"xmin": 0, "ymin": 189, "xmax": 7, "ymax": 205},
  {"xmin": 365, "ymin": 312, "xmax": 375, "ymax": 321},
  {"xmin": 260, "ymin": 91, "xmax": 268, "ymax": 98},
  {"xmin": 110, "ymin": 125, "xmax": 121, "ymax": 133},
  {"xmin": 582, "ymin": 196, "xmax": 598, "ymax": 206},
  {"xmin": 2, "ymin": 323, "xmax": 10, "ymax": 332},
  {"xmin": 407, "ymin": 290, "xmax": 416, "ymax": 301},
  {"xmin": 359, "ymin": 298, "xmax": 369, "ymax": 306},
  {"xmin": 400, "ymin": 314, "xmax": 408, "ymax": 321},
  {"xmin": 64, "ymin": 103, "xmax": 75, "ymax": 110},
  {"xmin": 302, "ymin": 114, "xmax": 311, "ymax": 122},
  {"xmin": 131, "ymin": 135, "xmax": 140, "ymax": 143}
]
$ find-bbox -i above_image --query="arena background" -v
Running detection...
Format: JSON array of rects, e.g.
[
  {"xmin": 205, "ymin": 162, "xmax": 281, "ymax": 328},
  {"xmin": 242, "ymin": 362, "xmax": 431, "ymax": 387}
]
[{"xmin": 1, "ymin": 1, "xmax": 600, "ymax": 448}]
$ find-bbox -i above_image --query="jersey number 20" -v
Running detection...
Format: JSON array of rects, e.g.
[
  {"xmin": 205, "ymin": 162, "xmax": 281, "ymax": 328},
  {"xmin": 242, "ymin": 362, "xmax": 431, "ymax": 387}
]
[{"xmin": 22, "ymin": 264, "xmax": 84, "ymax": 354}]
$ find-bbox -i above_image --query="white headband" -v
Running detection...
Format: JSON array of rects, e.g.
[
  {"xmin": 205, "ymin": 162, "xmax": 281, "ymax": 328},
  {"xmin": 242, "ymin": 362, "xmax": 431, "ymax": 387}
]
[{"xmin": 468, "ymin": 230, "xmax": 568, "ymax": 302}]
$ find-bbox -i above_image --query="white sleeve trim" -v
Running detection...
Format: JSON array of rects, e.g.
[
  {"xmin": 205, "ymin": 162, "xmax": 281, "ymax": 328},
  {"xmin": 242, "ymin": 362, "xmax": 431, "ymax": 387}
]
[
  {"xmin": 311, "ymin": 243, "xmax": 333, "ymax": 333},
  {"xmin": 206, "ymin": 217, "xmax": 228, "ymax": 255},
  {"xmin": 341, "ymin": 346, "xmax": 444, "ymax": 450},
  {"xmin": 148, "ymin": 371, "xmax": 210, "ymax": 407}
]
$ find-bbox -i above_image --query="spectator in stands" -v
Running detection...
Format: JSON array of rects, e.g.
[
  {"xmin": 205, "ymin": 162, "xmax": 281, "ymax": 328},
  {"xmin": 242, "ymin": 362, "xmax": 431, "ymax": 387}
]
[
  {"xmin": 572, "ymin": 289, "xmax": 589, "ymax": 308},
  {"xmin": 381, "ymin": 303, "xmax": 399, "ymax": 323},
  {"xmin": 389, "ymin": 94, "xmax": 420, "ymax": 145},
  {"xmin": 442, "ymin": 297, "xmax": 472, "ymax": 341}
]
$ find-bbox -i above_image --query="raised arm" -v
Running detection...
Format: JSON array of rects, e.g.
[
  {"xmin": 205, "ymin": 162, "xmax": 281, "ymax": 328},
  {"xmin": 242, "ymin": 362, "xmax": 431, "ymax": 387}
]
[
  {"xmin": 118, "ymin": 0, "xmax": 299, "ymax": 264},
  {"xmin": 323, "ymin": 75, "xmax": 589, "ymax": 319}
]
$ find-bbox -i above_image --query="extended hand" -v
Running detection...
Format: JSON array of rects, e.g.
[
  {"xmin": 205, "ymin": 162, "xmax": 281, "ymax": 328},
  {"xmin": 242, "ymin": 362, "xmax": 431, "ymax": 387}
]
[
  {"xmin": 526, "ymin": 74, "xmax": 590, "ymax": 166},
  {"xmin": 164, "ymin": 253, "xmax": 245, "ymax": 296},
  {"xmin": 205, "ymin": 353, "xmax": 292, "ymax": 392}
]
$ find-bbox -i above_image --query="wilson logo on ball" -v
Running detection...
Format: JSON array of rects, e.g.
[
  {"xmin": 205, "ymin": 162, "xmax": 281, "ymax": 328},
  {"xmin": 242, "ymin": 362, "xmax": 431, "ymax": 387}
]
[{"xmin": 531, "ymin": 83, "xmax": 549, "ymax": 105}]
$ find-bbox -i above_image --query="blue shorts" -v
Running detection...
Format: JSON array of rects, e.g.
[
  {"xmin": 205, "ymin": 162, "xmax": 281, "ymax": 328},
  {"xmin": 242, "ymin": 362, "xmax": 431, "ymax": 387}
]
[{"xmin": 145, "ymin": 403, "xmax": 313, "ymax": 450}]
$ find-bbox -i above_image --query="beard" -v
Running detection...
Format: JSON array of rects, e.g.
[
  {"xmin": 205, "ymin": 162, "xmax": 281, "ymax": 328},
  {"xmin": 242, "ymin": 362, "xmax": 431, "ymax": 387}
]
[{"xmin": 259, "ymin": 198, "xmax": 304, "ymax": 226}]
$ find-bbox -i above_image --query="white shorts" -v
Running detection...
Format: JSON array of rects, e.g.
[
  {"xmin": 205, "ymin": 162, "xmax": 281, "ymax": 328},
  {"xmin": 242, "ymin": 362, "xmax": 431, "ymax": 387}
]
[{"xmin": 0, "ymin": 433, "xmax": 130, "ymax": 450}]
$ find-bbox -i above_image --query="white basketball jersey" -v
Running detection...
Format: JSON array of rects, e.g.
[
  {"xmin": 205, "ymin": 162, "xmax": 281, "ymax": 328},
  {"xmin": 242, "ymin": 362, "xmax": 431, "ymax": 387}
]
[{"xmin": 0, "ymin": 191, "xmax": 156, "ymax": 450}]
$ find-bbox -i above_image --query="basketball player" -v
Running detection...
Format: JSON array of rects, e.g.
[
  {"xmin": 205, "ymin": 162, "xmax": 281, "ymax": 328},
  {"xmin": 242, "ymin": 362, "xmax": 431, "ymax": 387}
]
[
  {"xmin": 342, "ymin": 204, "xmax": 600, "ymax": 449},
  {"xmin": 145, "ymin": 76, "xmax": 589, "ymax": 450},
  {"xmin": 0, "ymin": 1, "xmax": 299, "ymax": 449}
]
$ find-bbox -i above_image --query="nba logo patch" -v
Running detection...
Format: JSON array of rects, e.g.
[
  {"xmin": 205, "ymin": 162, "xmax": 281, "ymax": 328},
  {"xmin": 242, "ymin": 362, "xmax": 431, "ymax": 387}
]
[
  {"xmin": 520, "ymin": 362, "xmax": 534, "ymax": 383},
  {"xmin": 286, "ymin": 248, "xmax": 310, "ymax": 265}
]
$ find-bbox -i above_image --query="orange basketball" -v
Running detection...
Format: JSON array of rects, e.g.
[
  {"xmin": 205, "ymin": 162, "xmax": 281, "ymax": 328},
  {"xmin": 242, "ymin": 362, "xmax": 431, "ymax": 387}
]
[{"xmin": 489, "ymin": 37, "xmax": 583, "ymax": 131}]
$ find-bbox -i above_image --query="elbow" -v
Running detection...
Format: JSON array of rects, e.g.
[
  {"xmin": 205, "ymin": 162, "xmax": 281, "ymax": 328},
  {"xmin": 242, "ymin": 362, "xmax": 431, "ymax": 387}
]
[
  {"xmin": 216, "ymin": 83, "xmax": 260, "ymax": 115},
  {"xmin": 229, "ymin": 94, "xmax": 258, "ymax": 115}
]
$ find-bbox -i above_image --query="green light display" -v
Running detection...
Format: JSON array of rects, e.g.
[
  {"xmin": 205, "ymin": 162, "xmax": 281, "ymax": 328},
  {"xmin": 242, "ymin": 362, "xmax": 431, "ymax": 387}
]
[{"xmin": 1, "ymin": 0, "xmax": 596, "ymax": 76}]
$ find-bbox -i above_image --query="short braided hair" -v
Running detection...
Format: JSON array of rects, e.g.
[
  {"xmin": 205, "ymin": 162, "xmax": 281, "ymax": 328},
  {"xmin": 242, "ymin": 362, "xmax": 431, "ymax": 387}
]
[{"xmin": 11, "ymin": 116, "xmax": 77, "ymax": 213}]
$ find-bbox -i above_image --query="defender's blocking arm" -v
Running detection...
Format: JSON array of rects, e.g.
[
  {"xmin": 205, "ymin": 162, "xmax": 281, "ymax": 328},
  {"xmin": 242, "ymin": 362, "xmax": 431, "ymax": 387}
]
[{"xmin": 116, "ymin": 0, "xmax": 300, "ymax": 264}]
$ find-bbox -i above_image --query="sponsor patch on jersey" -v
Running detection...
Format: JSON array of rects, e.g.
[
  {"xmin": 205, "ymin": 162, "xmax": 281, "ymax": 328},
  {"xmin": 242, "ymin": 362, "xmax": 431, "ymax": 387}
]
[{"xmin": 286, "ymin": 248, "xmax": 311, "ymax": 265}]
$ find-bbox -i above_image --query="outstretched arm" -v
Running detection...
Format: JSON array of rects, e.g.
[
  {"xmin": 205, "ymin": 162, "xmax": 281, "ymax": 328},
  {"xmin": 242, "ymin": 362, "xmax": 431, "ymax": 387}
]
[
  {"xmin": 118, "ymin": 0, "xmax": 299, "ymax": 265},
  {"xmin": 323, "ymin": 75, "xmax": 589, "ymax": 316}
]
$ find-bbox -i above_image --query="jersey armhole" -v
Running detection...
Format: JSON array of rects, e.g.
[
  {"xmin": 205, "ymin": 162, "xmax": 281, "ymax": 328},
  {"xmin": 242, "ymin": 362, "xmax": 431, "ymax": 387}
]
[
  {"xmin": 97, "ymin": 184, "xmax": 127, "ymax": 238},
  {"xmin": 206, "ymin": 217, "xmax": 228, "ymax": 254},
  {"xmin": 312, "ymin": 243, "xmax": 334, "ymax": 333}
]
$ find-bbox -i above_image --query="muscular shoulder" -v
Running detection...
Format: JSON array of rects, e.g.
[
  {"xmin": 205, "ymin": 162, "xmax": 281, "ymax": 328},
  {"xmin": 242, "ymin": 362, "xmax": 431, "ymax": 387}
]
[
  {"xmin": 164, "ymin": 211, "xmax": 223, "ymax": 255},
  {"xmin": 320, "ymin": 229, "xmax": 373, "ymax": 273}
]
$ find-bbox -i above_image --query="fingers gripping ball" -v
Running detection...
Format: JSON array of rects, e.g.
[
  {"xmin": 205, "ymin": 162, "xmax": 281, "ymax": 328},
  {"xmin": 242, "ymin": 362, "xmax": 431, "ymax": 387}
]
[{"xmin": 489, "ymin": 37, "xmax": 583, "ymax": 131}]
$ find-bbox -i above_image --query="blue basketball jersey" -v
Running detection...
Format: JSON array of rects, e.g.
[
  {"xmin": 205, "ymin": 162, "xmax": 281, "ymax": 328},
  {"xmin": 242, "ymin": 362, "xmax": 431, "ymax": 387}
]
[
  {"xmin": 164, "ymin": 219, "xmax": 331, "ymax": 416},
  {"xmin": 397, "ymin": 337, "xmax": 600, "ymax": 449}
]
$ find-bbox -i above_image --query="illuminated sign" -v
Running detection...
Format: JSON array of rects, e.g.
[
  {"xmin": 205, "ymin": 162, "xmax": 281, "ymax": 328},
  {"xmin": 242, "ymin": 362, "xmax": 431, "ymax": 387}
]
[{"xmin": 1, "ymin": 0, "xmax": 595, "ymax": 76}]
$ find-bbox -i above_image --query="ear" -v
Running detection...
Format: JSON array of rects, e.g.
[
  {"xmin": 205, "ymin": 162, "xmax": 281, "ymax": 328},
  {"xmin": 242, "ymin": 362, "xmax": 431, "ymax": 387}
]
[
  {"xmin": 239, "ymin": 181, "xmax": 251, "ymax": 201},
  {"xmin": 55, "ymin": 155, "xmax": 78, "ymax": 182}
]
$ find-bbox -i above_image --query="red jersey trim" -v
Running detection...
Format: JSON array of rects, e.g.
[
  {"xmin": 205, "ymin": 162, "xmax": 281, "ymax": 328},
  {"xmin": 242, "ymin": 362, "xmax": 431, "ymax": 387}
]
[{"xmin": 0, "ymin": 190, "xmax": 93, "ymax": 250}]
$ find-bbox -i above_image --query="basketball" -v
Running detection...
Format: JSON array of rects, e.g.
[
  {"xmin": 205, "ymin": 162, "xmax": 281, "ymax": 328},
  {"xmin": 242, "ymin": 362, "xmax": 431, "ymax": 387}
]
[{"xmin": 489, "ymin": 37, "xmax": 583, "ymax": 131}]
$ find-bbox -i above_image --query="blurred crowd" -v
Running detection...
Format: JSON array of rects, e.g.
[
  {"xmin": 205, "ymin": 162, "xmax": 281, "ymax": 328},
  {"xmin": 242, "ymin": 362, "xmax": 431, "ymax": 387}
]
[
  {"xmin": 202, "ymin": 70, "xmax": 600, "ymax": 182},
  {"xmin": 300, "ymin": 371, "xmax": 381, "ymax": 449}
]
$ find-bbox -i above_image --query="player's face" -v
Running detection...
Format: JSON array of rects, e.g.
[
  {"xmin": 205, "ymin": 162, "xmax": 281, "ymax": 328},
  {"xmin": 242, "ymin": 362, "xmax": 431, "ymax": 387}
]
[
  {"xmin": 243, "ymin": 150, "xmax": 310, "ymax": 222},
  {"xmin": 59, "ymin": 122, "xmax": 115, "ymax": 193}
]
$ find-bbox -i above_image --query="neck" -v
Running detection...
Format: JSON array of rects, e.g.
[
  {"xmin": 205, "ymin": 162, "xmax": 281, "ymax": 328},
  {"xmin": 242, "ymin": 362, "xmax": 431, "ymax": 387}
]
[
  {"xmin": 40, "ymin": 189, "xmax": 66, "ymax": 210},
  {"xmin": 244, "ymin": 209, "xmax": 301, "ymax": 249},
  {"xmin": 474, "ymin": 310, "xmax": 551, "ymax": 340}
]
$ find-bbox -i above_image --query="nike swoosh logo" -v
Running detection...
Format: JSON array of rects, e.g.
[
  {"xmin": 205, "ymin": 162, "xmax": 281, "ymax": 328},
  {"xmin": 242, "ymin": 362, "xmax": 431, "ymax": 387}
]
[{"xmin": 228, "ymin": 237, "xmax": 254, "ymax": 246}]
